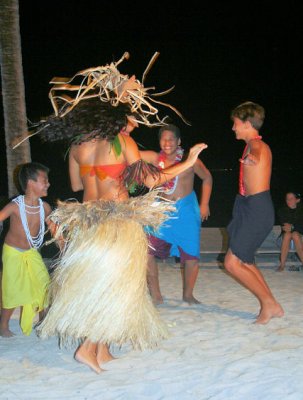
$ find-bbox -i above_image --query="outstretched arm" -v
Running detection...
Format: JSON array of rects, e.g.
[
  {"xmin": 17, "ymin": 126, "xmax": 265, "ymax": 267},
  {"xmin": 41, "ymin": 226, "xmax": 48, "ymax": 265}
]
[{"xmin": 122, "ymin": 135, "xmax": 208, "ymax": 188}]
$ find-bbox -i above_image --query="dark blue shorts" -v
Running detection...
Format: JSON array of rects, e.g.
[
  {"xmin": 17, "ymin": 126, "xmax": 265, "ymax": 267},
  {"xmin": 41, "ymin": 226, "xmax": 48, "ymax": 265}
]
[{"xmin": 227, "ymin": 191, "xmax": 274, "ymax": 264}]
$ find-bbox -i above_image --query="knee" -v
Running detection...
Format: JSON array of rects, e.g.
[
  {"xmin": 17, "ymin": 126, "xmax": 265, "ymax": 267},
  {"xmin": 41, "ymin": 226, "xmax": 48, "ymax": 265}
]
[
  {"xmin": 282, "ymin": 232, "xmax": 291, "ymax": 243},
  {"xmin": 292, "ymin": 231, "xmax": 301, "ymax": 241},
  {"xmin": 224, "ymin": 254, "xmax": 235, "ymax": 274}
]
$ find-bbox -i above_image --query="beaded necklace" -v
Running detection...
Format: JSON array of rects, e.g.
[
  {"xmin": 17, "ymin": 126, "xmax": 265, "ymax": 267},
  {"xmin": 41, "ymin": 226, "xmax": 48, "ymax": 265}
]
[
  {"xmin": 239, "ymin": 135, "xmax": 262, "ymax": 196},
  {"xmin": 12, "ymin": 195, "xmax": 45, "ymax": 249},
  {"xmin": 158, "ymin": 146, "xmax": 184, "ymax": 195}
]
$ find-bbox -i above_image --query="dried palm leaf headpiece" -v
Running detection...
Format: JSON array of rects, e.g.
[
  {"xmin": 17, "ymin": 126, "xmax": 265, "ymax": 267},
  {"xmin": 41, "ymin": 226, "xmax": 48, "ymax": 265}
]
[
  {"xmin": 48, "ymin": 51, "xmax": 189, "ymax": 126},
  {"xmin": 12, "ymin": 51, "xmax": 189, "ymax": 149}
]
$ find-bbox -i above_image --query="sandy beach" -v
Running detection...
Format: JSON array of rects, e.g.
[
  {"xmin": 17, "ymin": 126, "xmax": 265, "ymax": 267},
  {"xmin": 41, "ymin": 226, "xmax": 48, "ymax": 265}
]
[{"xmin": 1, "ymin": 261, "xmax": 303, "ymax": 400}]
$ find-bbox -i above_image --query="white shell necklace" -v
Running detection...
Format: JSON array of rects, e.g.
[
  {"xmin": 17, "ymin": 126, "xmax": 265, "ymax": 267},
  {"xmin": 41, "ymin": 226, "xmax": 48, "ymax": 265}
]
[{"xmin": 13, "ymin": 195, "xmax": 45, "ymax": 249}]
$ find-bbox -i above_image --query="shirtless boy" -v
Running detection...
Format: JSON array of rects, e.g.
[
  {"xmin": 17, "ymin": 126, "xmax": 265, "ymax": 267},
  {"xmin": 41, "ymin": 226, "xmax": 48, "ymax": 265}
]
[
  {"xmin": 140, "ymin": 124, "xmax": 213, "ymax": 304},
  {"xmin": 223, "ymin": 101, "xmax": 284, "ymax": 324},
  {"xmin": 0, "ymin": 162, "xmax": 51, "ymax": 337}
]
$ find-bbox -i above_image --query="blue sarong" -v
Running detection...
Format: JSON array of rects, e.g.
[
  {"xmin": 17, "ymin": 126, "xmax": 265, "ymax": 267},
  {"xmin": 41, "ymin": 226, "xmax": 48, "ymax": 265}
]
[{"xmin": 147, "ymin": 191, "xmax": 201, "ymax": 259}]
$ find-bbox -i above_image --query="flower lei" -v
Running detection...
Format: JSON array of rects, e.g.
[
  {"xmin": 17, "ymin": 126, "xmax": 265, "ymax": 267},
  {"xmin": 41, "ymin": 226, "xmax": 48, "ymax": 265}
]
[{"xmin": 158, "ymin": 146, "xmax": 184, "ymax": 194}]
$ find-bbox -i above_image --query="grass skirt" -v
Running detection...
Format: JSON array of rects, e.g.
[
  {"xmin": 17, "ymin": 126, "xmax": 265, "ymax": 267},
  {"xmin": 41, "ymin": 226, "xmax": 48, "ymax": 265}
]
[{"xmin": 36, "ymin": 191, "xmax": 175, "ymax": 349}]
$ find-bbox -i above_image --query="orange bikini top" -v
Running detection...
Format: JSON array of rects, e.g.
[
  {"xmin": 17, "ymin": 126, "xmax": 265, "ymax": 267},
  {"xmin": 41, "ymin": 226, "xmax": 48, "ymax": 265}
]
[{"xmin": 80, "ymin": 163, "xmax": 127, "ymax": 180}]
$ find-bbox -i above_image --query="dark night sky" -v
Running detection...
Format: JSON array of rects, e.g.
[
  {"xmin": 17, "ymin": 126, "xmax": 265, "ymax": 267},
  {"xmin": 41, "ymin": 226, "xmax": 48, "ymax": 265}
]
[{"xmin": 1, "ymin": 1, "xmax": 303, "ymax": 225}]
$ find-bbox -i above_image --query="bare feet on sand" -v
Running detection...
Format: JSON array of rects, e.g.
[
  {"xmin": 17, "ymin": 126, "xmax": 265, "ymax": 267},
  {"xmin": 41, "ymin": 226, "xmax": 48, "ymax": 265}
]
[
  {"xmin": 276, "ymin": 266, "xmax": 285, "ymax": 272},
  {"xmin": 96, "ymin": 344, "xmax": 115, "ymax": 367},
  {"xmin": 183, "ymin": 295, "xmax": 201, "ymax": 304},
  {"xmin": 0, "ymin": 327, "xmax": 15, "ymax": 337},
  {"xmin": 74, "ymin": 346, "xmax": 104, "ymax": 374},
  {"xmin": 255, "ymin": 303, "xmax": 284, "ymax": 324}
]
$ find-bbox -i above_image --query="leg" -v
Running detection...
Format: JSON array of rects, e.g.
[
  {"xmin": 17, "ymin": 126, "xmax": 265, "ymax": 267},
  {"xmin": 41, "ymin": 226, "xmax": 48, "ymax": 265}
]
[
  {"xmin": 183, "ymin": 259, "xmax": 200, "ymax": 304},
  {"xmin": 38, "ymin": 307, "xmax": 49, "ymax": 322},
  {"xmin": 224, "ymin": 249, "xmax": 284, "ymax": 324},
  {"xmin": 292, "ymin": 232, "xmax": 303, "ymax": 264},
  {"xmin": 277, "ymin": 233, "xmax": 291, "ymax": 271},
  {"xmin": 74, "ymin": 339, "xmax": 104, "ymax": 374},
  {"xmin": 245, "ymin": 263, "xmax": 274, "ymax": 297},
  {"xmin": 147, "ymin": 254, "xmax": 163, "ymax": 304},
  {"xmin": 96, "ymin": 343, "xmax": 115, "ymax": 366},
  {"xmin": 0, "ymin": 307, "xmax": 16, "ymax": 337}
]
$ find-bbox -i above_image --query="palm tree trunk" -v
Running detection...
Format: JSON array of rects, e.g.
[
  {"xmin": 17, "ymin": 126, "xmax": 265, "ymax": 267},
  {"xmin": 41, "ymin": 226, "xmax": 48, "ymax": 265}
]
[{"xmin": 0, "ymin": 0, "xmax": 31, "ymax": 198}]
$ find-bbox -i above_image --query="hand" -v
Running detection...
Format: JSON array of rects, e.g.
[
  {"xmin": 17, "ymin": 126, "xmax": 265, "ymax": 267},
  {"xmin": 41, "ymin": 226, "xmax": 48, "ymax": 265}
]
[
  {"xmin": 239, "ymin": 153, "xmax": 257, "ymax": 165},
  {"xmin": 282, "ymin": 223, "xmax": 292, "ymax": 233},
  {"xmin": 187, "ymin": 143, "xmax": 208, "ymax": 166},
  {"xmin": 200, "ymin": 204, "xmax": 210, "ymax": 221}
]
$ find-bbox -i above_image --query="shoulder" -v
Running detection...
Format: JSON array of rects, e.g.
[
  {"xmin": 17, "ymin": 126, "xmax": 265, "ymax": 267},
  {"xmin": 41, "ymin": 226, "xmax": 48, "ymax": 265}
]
[
  {"xmin": 251, "ymin": 139, "xmax": 271, "ymax": 158},
  {"xmin": 119, "ymin": 133, "xmax": 142, "ymax": 158},
  {"xmin": 250, "ymin": 138, "xmax": 263, "ymax": 149},
  {"xmin": 69, "ymin": 144, "xmax": 79, "ymax": 158},
  {"xmin": 118, "ymin": 133, "xmax": 137, "ymax": 148},
  {"xmin": 0, "ymin": 201, "xmax": 18, "ymax": 219},
  {"xmin": 7, "ymin": 199, "xmax": 19, "ymax": 211}
]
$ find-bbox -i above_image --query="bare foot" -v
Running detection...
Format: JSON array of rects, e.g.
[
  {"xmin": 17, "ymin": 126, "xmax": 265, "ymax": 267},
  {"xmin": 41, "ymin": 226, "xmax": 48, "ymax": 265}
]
[
  {"xmin": 255, "ymin": 303, "xmax": 284, "ymax": 325},
  {"xmin": 147, "ymin": 278, "xmax": 163, "ymax": 305},
  {"xmin": 0, "ymin": 327, "xmax": 15, "ymax": 337},
  {"xmin": 276, "ymin": 266, "xmax": 285, "ymax": 272},
  {"xmin": 151, "ymin": 295, "xmax": 163, "ymax": 305},
  {"xmin": 96, "ymin": 344, "xmax": 116, "ymax": 366},
  {"xmin": 74, "ymin": 346, "xmax": 104, "ymax": 374},
  {"xmin": 183, "ymin": 295, "xmax": 201, "ymax": 304}
]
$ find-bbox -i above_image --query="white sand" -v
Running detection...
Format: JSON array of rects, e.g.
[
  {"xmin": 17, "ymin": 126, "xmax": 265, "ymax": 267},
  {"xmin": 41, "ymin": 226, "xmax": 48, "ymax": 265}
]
[{"xmin": 1, "ymin": 262, "xmax": 303, "ymax": 400}]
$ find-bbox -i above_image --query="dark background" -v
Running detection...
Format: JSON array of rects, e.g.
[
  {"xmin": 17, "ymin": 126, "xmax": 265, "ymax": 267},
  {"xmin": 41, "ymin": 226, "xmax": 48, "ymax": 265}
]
[{"xmin": 1, "ymin": 1, "xmax": 303, "ymax": 227}]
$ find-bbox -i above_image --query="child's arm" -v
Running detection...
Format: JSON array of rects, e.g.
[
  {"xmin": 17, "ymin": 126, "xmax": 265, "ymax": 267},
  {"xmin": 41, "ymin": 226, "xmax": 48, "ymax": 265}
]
[
  {"xmin": 0, "ymin": 202, "xmax": 15, "ymax": 223},
  {"xmin": 194, "ymin": 159, "xmax": 213, "ymax": 221}
]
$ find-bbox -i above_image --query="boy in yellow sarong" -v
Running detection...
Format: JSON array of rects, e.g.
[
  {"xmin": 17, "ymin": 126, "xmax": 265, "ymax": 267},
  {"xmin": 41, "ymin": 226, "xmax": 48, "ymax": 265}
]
[{"xmin": 0, "ymin": 162, "xmax": 52, "ymax": 337}]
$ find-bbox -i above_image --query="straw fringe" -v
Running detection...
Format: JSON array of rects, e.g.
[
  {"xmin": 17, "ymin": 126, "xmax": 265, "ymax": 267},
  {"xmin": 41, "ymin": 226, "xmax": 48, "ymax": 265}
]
[{"xmin": 37, "ymin": 191, "xmax": 174, "ymax": 349}]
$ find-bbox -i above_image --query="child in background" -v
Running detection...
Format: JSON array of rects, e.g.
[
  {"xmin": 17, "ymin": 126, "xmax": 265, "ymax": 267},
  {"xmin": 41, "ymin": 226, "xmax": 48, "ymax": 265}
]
[
  {"xmin": 0, "ymin": 162, "xmax": 52, "ymax": 337},
  {"xmin": 277, "ymin": 192, "xmax": 303, "ymax": 271}
]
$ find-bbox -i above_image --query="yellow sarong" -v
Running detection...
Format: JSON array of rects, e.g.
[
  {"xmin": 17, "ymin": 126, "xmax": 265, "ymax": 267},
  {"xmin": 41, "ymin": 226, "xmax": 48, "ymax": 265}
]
[{"xmin": 1, "ymin": 244, "xmax": 50, "ymax": 335}]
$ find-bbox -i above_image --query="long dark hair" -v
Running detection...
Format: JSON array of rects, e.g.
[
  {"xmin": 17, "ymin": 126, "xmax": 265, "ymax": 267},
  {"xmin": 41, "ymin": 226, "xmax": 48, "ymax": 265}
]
[{"xmin": 39, "ymin": 98, "xmax": 133, "ymax": 144}]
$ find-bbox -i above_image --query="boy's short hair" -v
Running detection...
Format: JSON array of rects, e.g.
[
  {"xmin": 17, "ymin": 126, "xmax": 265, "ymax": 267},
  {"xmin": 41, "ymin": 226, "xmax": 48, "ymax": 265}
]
[
  {"xmin": 231, "ymin": 101, "xmax": 265, "ymax": 130},
  {"xmin": 158, "ymin": 124, "xmax": 181, "ymax": 140},
  {"xmin": 18, "ymin": 162, "xmax": 49, "ymax": 193}
]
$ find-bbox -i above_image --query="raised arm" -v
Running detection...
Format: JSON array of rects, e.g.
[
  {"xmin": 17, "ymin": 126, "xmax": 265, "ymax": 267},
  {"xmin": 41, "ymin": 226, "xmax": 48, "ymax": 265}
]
[{"xmin": 122, "ymin": 135, "xmax": 208, "ymax": 188}]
